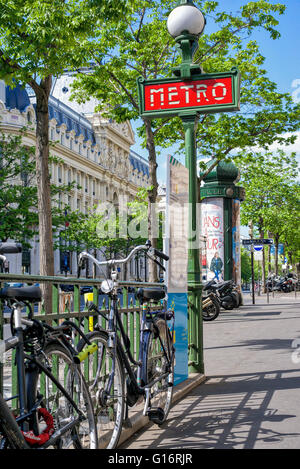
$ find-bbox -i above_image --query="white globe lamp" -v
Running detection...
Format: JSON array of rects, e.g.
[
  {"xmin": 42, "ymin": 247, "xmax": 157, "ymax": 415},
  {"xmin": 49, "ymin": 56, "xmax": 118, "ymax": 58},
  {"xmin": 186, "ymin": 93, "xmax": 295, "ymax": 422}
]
[{"xmin": 167, "ymin": 3, "xmax": 206, "ymax": 39}]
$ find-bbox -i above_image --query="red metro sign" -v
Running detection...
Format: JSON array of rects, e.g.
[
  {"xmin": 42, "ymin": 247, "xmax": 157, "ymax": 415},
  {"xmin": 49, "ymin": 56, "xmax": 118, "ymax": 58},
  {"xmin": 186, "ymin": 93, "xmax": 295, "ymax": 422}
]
[{"xmin": 137, "ymin": 68, "xmax": 240, "ymax": 119}]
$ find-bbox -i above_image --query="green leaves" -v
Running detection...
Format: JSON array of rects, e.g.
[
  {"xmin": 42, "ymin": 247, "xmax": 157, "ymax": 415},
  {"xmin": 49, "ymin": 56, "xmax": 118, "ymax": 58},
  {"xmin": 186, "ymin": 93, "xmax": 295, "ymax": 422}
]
[
  {"xmin": 237, "ymin": 149, "xmax": 300, "ymax": 266},
  {"xmin": 0, "ymin": 0, "xmax": 131, "ymax": 86},
  {"xmin": 0, "ymin": 131, "xmax": 78, "ymax": 246}
]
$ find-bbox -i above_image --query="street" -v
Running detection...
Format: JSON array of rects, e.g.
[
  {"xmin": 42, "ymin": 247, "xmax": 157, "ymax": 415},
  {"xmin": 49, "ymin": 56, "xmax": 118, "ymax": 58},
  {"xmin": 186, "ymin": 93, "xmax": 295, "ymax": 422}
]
[{"xmin": 121, "ymin": 293, "xmax": 300, "ymax": 449}]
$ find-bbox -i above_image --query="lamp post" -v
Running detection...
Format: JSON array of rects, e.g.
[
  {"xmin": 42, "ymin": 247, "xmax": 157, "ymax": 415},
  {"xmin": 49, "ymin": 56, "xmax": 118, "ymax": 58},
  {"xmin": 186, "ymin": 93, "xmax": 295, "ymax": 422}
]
[
  {"xmin": 167, "ymin": 0, "xmax": 206, "ymax": 374},
  {"xmin": 137, "ymin": 0, "xmax": 240, "ymax": 376}
]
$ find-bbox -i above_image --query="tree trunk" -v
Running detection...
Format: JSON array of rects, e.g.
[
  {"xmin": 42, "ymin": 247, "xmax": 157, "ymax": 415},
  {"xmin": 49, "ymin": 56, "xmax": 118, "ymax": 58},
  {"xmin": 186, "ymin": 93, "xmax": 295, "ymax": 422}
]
[
  {"xmin": 93, "ymin": 249, "xmax": 97, "ymax": 278},
  {"xmin": 258, "ymin": 224, "xmax": 266, "ymax": 293},
  {"xmin": 275, "ymin": 233, "xmax": 280, "ymax": 276},
  {"xmin": 144, "ymin": 119, "xmax": 158, "ymax": 283},
  {"xmin": 34, "ymin": 77, "xmax": 54, "ymax": 314},
  {"xmin": 268, "ymin": 245, "xmax": 271, "ymax": 276}
]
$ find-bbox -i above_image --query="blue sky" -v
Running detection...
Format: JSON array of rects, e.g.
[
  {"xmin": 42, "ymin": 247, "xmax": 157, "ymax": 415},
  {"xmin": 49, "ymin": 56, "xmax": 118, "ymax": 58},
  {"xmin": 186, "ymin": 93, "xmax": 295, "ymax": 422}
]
[{"xmin": 131, "ymin": 0, "xmax": 300, "ymax": 185}]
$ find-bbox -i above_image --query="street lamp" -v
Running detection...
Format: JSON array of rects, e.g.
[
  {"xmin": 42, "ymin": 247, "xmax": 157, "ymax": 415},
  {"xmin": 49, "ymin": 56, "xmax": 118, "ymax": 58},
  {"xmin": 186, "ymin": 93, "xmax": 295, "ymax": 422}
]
[
  {"xmin": 167, "ymin": 0, "xmax": 206, "ymax": 374},
  {"xmin": 167, "ymin": 2, "xmax": 206, "ymax": 38},
  {"xmin": 167, "ymin": 0, "xmax": 206, "ymax": 78}
]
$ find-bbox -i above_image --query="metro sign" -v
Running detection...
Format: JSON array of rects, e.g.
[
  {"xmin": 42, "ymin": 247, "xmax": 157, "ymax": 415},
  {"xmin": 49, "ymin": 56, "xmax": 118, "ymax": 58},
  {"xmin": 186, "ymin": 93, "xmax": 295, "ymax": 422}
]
[{"xmin": 137, "ymin": 68, "xmax": 240, "ymax": 119}]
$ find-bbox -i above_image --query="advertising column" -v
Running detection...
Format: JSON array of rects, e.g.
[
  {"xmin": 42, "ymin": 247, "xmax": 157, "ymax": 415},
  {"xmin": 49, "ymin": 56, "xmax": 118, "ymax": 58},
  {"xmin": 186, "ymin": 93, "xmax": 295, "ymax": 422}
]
[
  {"xmin": 165, "ymin": 155, "xmax": 189, "ymax": 385},
  {"xmin": 201, "ymin": 198, "xmax": 224, "ymax": 282},
  {"xmin": 232, "ymin": 199, "xmax": 241, "ymax": 288}
]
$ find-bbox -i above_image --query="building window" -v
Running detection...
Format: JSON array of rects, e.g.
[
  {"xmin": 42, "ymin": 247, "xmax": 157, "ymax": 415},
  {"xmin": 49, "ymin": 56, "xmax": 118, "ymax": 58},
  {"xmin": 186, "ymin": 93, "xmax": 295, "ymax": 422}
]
[
  {"xmin": 85, "ymin": 177, "xmax": 88, "ymax": 193},
  {"xmin": 93, "ymin": 180, "xmax": 95, "ymax": 196},
  {"xmin": 58, "ymin": 166, "xmax": 62, "ymax": 183}
]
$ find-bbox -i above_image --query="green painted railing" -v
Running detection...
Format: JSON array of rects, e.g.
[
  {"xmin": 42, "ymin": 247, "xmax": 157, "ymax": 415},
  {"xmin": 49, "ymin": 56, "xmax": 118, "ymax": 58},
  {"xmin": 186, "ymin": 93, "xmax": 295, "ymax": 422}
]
[{"xmin": 0, "ymin": 273, "xmax": 163, "ymax": 403}]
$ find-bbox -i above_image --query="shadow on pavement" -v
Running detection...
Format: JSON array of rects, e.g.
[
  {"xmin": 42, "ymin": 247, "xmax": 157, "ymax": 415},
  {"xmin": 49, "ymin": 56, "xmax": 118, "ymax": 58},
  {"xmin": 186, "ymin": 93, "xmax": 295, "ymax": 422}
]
[{"xmin": 123, "ymin": 369, "xmax": 300, "ymax": 449}]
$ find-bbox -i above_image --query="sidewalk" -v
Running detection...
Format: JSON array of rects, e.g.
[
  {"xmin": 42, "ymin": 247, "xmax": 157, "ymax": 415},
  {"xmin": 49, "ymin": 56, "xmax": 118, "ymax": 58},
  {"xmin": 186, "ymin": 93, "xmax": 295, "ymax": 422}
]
[{"xmin": 121, "ymin": 293, "xmax": 300, "ymax": 449}]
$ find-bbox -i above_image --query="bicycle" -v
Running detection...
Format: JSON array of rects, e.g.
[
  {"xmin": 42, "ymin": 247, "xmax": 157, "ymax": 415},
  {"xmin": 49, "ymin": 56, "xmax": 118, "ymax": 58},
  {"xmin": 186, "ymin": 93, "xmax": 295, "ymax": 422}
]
[
  {"xmin": 76, "ymin": 240, "xmax": 175, "ymax": 449},
  {"xmin": 0, "ymin": 242, "xmax": 98, "ymax": 449}
]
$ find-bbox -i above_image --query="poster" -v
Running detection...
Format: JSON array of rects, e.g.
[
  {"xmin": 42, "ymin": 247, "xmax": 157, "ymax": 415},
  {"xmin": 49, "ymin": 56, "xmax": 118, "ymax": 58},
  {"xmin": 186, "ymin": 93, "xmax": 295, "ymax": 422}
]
[
  {"xmin": 165, "ymin": 155, "xmax": 189, "ymax": 385},
  {"xmin": 232, "ymin": 199, "xmax": 241, "ymax": 287},
  {"xmin": 201, "ymin": 198, "xmax": 224, "ymax": 282}
]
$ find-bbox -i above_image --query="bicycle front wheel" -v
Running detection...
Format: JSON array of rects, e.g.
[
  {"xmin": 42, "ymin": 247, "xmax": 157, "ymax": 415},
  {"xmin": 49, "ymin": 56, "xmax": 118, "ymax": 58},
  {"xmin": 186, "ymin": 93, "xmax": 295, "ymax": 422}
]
[
  {"xmin": 0, "ymin": 393, "xmax": 29, "ymax": 449},
  {"xmin": 77, "ymin": 330, "xmax": 125, "ymax": 449},
  {"xmin": 27, "ymin": 342, "xmax": 98, "ymax": 449},
  {"xmin": 143, "ymin": 318, "xmax": 174, "ymax": 425}
]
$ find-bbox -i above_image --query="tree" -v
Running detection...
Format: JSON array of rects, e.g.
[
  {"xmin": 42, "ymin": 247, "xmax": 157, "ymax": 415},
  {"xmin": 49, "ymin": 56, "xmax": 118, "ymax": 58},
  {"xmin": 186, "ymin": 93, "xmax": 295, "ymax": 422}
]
[
  {"xmin": 69, "ymin": 0, "xmax": 299, "ymax": 280},
  {"xmin": 0, "ymin": 132, "xmax": 37, "ymax": 243},
  {"xmin": 238, "ymin": 150, "xmax": 299, "ymax": 284},
  {"xmin": 59, "ymin": 188, "xmax": 156, "ymax": 280},
  {"xmin": 0, "ymin": 0, "xmax": 131, "ymax": 310},
  {"xmin": 266, "ymin": 185, "xmax": 300, "ymax": 271},
  {"xmin": 241, "ymin": 248, "xmax": 251, "ymax": 284},
  {"xmin": 0, "ymin": 131, "xmax": 79, "ymax": 251}
]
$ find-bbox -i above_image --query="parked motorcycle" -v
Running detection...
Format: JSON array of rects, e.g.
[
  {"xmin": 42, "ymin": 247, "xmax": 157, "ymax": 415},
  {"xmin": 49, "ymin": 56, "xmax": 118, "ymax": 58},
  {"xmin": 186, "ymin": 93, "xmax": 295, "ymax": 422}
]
[
  {"xmin": 203, "ymin": 279, "xmax": 240, "ymax": 311},
  {"xmin": 268, "ymin": 275, "xmax": 296, "ymax": 293},
  {"xmin": 202, "ymin": 292, "xmax": 220, "ymax": 321}
]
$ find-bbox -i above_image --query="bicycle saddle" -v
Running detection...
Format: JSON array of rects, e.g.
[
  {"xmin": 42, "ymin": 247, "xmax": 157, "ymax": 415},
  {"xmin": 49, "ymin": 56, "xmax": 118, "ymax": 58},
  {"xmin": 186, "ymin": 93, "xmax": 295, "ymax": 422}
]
[
  {"xmin": 0, "ymin": 285, "xmax": 42, "ymax": 303},
  {"xmin": 136, "ymin": 287, "xmax": 166, "ymax": 302}
]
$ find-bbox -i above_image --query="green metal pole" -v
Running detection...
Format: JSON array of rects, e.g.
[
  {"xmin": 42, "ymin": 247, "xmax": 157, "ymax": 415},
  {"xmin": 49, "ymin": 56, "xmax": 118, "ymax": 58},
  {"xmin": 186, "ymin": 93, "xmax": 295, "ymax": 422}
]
[
  {"xmin": 182, "ymin": 114, "xmax": 204, "ymax": 374},
  {"xmin": 173, "ymin": 13, "xmax": 204, "ymax": 375},
  {"xmin": 224, "ymin": 198, "xmax": 233, "ymax": 281}
]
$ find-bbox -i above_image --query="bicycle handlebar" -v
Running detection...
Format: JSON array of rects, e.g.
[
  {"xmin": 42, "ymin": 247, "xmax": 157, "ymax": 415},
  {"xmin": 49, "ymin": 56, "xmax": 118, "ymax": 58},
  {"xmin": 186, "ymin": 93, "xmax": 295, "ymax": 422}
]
[
  {"xmin": 152, "ymin": 248, "xmax": 169, "ymax": 262},
  {"xmin": 77, "ymin": 241, "xmax": 168, "ymax": 275}
]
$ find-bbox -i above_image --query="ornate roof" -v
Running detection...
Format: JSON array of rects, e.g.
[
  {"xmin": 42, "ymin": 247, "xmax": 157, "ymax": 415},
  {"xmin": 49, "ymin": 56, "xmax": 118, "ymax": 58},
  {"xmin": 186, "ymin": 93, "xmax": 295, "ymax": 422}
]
[
  {"xmin": 202, "ymin": 160, "xmax": 239, "ymax": 184},
  {"xmin": 5, "ymin": 84, "xmax": 30, "ymax": 112},
  {"xmin": 1, "ymin": 81, "xmax": 149, "ymax": 179}
]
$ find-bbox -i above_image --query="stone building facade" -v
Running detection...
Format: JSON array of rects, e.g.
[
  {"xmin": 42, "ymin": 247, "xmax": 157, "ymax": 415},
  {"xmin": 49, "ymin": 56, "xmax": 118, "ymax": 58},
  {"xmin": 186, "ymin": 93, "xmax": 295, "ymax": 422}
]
[{"xmin": 0, "ymin": 77, "xmax": 149, "ymax": 277}]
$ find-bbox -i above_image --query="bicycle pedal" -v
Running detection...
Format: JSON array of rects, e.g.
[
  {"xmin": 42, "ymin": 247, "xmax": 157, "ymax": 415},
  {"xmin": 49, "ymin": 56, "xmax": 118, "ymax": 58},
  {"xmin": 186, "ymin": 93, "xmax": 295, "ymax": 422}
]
[{"xmin": 147, "ymin": 407, "xmax": 165, "ymax": 425}]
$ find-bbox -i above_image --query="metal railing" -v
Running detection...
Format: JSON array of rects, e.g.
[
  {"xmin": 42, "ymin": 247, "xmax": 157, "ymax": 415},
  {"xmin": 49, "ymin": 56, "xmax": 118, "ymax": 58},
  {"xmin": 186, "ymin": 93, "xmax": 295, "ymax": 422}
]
[{"xmin": 0, "ymin": 273, "xmax": 163, "ymax": 400}]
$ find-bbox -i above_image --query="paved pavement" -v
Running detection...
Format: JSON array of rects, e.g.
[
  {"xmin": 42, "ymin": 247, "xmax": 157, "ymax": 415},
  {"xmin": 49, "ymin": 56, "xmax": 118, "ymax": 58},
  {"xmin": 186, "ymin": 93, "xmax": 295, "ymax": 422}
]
[{"xmin": 121, "ymin": 292, "xmax": 300, "ymax": 449}]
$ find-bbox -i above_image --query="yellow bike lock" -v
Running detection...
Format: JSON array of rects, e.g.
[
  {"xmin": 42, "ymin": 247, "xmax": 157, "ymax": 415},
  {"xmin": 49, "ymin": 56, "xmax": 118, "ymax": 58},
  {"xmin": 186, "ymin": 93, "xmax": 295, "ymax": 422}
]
[{"xmin": 74, "ymin": 342, "xmax": 98, "ymax": 364}]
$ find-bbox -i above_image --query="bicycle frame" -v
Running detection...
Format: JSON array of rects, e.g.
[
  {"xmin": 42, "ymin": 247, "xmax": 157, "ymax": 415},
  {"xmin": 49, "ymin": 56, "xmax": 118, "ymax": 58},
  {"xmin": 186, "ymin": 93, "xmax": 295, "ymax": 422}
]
[
  {"xmin": 90, "ymin": 296, "xmax": 174, "ymax": 414},
  {"xmin": 2, "ymin": 303, "xmax": 87, "ymax": 446},
  {"xmin": 79, "ymin": 243, "xmax": 173, "ymax": 417}
]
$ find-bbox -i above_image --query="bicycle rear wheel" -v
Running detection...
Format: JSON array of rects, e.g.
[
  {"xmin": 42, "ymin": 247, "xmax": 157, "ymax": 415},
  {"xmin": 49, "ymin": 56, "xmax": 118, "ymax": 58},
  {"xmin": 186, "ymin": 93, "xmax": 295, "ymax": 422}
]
[
  {"xmin": 77, "ymin": 330, "xmax": 125, "ymax": 449},
  {"xmin": 27, "ymin": 342, "xmax": 98, "ymax": 449},
  {"xmin": 0, "ymin": 393, "xmax": 29, "ymax": 449},
  {"xmin": 143, "ymin": 318, "xmax": 174, "ymax": 425}
]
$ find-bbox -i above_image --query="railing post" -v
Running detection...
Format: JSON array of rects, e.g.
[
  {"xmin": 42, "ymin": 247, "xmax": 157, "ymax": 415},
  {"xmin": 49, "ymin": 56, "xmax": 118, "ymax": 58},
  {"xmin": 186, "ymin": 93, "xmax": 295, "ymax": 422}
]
[{"xmin": 0, "ymin": 289, "xmax": 3, "ymax": 393}]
